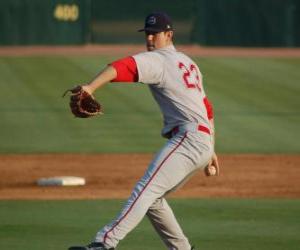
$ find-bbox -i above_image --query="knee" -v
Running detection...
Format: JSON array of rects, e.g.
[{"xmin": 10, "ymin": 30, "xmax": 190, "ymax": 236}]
[{"xmin": 148, "ymin": 197, "xmax": 164, "ymax": 211}]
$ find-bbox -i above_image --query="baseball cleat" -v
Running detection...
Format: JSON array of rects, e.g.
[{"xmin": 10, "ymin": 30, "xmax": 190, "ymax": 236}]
[{"xmin": 68, "ymin": 242, "xmax": 114, "ymax": 250}]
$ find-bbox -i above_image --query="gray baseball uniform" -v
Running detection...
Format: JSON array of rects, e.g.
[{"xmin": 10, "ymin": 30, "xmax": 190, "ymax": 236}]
[{"xmin": 94, "ymin": 45, "xmax": 214, "ymax": 250}]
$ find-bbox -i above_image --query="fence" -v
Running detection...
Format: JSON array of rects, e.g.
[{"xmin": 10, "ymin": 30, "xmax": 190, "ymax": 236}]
[
  {"xmin": 0, "ymin": 0, "xmax": 299, "ymax": 47},
  {"xmin": 191, "ymin": 0, "xmax": 300, "ymax": 47},
  {"xmin": 0, "ymin": 0, "xmax": 90, "ymax": 45}
]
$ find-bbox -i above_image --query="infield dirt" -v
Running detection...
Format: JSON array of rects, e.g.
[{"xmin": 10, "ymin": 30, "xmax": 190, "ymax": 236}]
[{"xmin": 0, "ymin": 154, "xmax": 299, "ymax": 200}]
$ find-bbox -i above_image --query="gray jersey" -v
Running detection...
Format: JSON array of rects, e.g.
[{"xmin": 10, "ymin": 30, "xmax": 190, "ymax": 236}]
[{"xmin": 133, "ymin": 45, "xmax": 210, "ymax": 137}]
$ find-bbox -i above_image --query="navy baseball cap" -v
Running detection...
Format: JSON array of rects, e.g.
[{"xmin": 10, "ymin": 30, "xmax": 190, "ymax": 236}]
[{"xmin": 138, "ymin": 12, "xmax": 173, "ymax": 33}]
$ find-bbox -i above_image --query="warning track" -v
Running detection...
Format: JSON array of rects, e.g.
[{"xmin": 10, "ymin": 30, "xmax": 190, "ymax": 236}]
[{"xmin": 1, "ymin": 45, "xmax": 300, "ymax": 57}]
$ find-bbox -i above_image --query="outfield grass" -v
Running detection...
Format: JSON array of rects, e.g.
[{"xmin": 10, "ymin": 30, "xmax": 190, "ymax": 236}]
[
  {"xmin": 0, "ymin": 199, "xmax": 299, "ymax": 250},
  {"xmin": 0, "ymin": 56, "xmax": 299, "ymax": 153}
]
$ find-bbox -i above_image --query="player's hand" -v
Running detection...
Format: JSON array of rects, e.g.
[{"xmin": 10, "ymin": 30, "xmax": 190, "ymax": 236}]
[
  {"xmin": 81, "ymin": 84, "xmax": 94, "ymax": 95},
  {"xmin": 204, "ymin": 152, "xmax": 220, "ymax": 176}
]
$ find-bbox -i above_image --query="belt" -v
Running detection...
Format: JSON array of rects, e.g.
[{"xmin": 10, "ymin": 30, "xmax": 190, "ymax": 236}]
[{"xmin": 172, "ymin": 124, "xmax": 210, "ymax": 136}]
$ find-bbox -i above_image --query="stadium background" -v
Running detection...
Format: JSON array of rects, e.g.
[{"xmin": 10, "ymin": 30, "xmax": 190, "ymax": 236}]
[
  {"xmin": 1, "ymin": 0, "xmax": 299, "ymax": 46},
  {"xmin": 0, "ymin": 1, "xmax": 300, "ymax": 250}
]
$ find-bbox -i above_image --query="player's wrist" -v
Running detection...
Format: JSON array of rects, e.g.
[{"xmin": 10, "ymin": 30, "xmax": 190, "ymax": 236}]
[{"xmin": 82, "ymin": 84, "xmax": 95, "ymax": 95}]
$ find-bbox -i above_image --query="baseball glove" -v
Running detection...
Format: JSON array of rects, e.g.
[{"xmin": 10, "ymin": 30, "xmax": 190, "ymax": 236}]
[{"xmin": 63, "ymin": 85, "xmax": 102, "ymax": 118}]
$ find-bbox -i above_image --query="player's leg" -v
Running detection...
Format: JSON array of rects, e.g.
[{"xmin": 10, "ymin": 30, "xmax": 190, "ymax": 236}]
[
  {"xmin": 93, "ymin": 133, "xmax": 188, "ymax": 248},
  {"xmin": 145, "ymin": 131, "xmax": 213, "ymax": 250},
  {"xmin": 147, "ymin": 197, "xmax": 191, "ymax": 249},
  {"xmin": 93, "ymin": 133, "xmax": 189, "ymax": 248},
  {"xmin": 93, "ymin": 131, "xmax": 212, "ymax": 249}
]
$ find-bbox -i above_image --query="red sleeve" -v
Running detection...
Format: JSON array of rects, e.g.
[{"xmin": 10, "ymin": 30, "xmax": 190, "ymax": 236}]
[
  {"xmin": 203, "ymin": 97, "xmax": 214, "ymax": 120},
  {"xmin": 109, "ymin": 56, "xmax": 138, "ymax": 83}
]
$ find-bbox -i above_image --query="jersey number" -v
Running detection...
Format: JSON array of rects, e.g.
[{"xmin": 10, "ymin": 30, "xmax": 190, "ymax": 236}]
[{"xmin": 178, "ymin": 62, "xmax": 201, "ymax": 91}]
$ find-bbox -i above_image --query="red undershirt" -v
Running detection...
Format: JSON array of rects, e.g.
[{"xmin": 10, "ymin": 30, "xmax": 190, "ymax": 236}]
[{"xmin": 110, "ymin": 56, "xmax": 138, "ymax": 83}]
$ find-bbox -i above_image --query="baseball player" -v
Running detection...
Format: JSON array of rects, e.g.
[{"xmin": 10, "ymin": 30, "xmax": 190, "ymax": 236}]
[{"xmin": 69, "ymin": 12, "xmax": 219, "ymax": 250}]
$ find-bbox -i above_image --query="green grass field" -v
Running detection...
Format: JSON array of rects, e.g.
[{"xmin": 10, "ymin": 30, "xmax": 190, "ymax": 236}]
[
  {"xmin": 0, "ymin": 199, "xmax": 300, "ymax": 250},
  {"xmin": 0, "ymin": 56, "xmax": 299, "ymax": 153},
  {"xmin": 1, "ymin": 55, "xmax": 299, "ymax": 250}
]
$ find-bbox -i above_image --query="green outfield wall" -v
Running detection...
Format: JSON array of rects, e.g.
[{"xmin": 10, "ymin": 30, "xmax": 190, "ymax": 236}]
[
  {"xmin": 0, "ymin": 0, "xmax": 90, "ymax": 45},
  {"xmin": 0, "ymin": 0, "xmax": 299, "ymax": 46},
  {"xmin": 191, "ymin": 0, "xmax": 300, "ymax": 47}
]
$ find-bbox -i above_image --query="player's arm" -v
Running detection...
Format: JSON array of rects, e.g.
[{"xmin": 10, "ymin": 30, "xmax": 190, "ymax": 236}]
[
  {"xmin": 203, "ymin": 96, "xmax": 215, "ymax": 144},
  {"xmin": 208, "ymin": 118, "xmax": 219, "ymax": 175},
  {"xmin": 82, "ymin": 57, "xmax": 138, "ymax": 94},
  {"xmin": 206, "ymin": 118, "xmax": 220, "ymax": 176},
  {"xmin": 203, "ymin": 97, "xmax": 220, "ymax": 176},
  {"xmin": 82, "ymin": 66, "xmax": 117, "ymax": 94}
]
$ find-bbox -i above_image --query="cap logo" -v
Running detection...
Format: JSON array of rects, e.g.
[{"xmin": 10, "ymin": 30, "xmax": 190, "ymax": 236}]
[{"xmin": 147, "ymin": 16, "xmax": 156, "ymax": 25}]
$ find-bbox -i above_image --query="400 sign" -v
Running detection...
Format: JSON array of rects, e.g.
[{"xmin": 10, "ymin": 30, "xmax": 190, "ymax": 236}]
[{"xmin": 54, "ymin": 4, "xmax": 79, "ymax": 22}]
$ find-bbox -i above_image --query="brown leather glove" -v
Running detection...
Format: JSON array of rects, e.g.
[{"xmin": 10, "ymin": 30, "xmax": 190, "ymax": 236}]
[{"xmin": 63, "ymin": 85, "xmax": 102, "ymax": 118}]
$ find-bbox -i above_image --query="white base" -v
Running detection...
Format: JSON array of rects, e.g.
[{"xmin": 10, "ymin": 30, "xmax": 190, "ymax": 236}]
[{"xmin": 37, "ymin": 176, "xmax": 86, "ymax": 186}]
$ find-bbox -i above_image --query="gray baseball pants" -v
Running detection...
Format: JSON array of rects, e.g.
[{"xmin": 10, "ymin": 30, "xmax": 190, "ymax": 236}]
[{"xmin": 95, "ymin": 126, "xmax": 213, "ymax": 249}]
